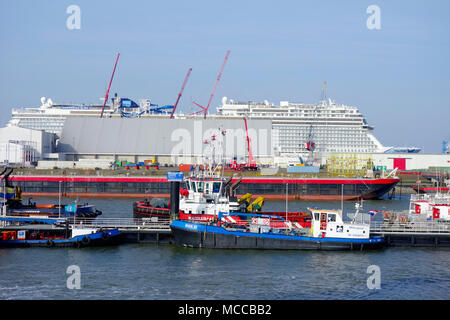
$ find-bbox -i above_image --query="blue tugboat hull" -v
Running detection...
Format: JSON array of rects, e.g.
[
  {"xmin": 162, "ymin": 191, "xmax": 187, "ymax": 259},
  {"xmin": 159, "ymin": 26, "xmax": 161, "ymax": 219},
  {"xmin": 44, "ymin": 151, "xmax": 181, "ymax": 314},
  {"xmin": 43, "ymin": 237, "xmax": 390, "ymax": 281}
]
[{"xmin": 170, "ymin": 220, "xmax": 385, "ymax": 251}]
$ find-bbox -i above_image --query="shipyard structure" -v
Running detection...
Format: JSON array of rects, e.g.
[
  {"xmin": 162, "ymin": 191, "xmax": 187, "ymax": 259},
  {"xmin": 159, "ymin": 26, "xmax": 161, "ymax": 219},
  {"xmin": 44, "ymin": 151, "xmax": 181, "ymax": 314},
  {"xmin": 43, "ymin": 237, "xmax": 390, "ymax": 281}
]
[
  {"xmin": 2, "ymin": 95, "xmax": 450, "ymax": 200},
  {"xmin": 1, "ymin": 95, "xmax": 448, "ymax": 170}
]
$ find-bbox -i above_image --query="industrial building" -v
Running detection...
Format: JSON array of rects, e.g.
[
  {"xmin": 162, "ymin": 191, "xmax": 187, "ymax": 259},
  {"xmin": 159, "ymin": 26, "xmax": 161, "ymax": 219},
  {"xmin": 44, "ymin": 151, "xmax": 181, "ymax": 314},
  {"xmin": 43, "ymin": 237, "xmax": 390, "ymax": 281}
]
[
  {"xmin": 2, "ymin": 116, "xmax": 449, "ymax": 172},
  {"xmin": 56, "ymin": 117, "xmax": 273, "ymax": 165},
  {"xmin": 0, "ymin": 126, "xmax": 56, "ymax": 165}
]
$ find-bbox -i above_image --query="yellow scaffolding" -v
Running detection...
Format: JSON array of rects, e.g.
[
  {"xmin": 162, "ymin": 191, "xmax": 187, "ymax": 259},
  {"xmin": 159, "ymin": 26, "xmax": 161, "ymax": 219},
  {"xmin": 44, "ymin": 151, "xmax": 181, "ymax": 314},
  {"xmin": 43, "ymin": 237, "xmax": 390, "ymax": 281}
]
[{"xmin": 327, "ymin": 153, "xmax": 374, "ymax": 177}]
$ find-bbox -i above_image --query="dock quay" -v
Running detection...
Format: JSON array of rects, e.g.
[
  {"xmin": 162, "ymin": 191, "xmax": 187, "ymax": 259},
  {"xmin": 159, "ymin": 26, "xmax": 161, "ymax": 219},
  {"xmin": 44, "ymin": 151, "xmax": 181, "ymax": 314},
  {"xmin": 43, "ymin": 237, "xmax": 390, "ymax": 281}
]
[
  {"xmin": 2, "ymin": 217, "xmax": 450, "ymax": 248},
  {"xmin": 370, "ymin": 221, "xmax": 450, "ymax": 247},
  {"xmin": 74, "ymin": 218, "xmax": 174, "ymax": 244}
]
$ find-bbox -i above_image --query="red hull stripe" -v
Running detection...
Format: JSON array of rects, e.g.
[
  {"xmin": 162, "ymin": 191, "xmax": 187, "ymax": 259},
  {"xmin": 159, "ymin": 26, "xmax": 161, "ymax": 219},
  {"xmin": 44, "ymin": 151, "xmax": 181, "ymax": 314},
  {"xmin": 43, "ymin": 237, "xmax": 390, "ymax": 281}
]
[
  {"xmin": 413, "ymin": 187, "xmax": 450, "ymax": 191},
  {"xmin": 10, "ymin": 175, "xmax": 399, "ymax": 185},
  {"xmin": 21, "ymin": 192, "xmax": 386, "ymax": 201}
]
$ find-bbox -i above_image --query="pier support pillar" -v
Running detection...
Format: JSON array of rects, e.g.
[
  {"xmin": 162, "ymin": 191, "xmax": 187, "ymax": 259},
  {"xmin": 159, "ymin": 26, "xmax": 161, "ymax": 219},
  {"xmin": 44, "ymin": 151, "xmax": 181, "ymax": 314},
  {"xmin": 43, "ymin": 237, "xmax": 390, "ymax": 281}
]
[{"xmin": 170, "ymin": 181, "xmax": 180, "ymax": 220}]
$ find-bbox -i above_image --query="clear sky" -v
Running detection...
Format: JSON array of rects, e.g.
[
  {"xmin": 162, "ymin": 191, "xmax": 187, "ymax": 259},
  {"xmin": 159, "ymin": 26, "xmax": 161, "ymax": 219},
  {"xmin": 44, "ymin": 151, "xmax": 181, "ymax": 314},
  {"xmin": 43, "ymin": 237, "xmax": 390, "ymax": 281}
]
[{"xmin": 0, "ymin": 0, "xmax": 449, "ymax": 153}]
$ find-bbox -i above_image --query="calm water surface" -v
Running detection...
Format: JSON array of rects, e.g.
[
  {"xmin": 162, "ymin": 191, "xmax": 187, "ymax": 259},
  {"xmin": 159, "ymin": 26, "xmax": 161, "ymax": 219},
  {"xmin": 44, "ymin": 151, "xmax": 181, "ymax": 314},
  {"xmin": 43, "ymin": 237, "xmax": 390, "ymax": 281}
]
[{"xmin": 1, "ymin": 196, "xmax": 449, "ymax": 300}]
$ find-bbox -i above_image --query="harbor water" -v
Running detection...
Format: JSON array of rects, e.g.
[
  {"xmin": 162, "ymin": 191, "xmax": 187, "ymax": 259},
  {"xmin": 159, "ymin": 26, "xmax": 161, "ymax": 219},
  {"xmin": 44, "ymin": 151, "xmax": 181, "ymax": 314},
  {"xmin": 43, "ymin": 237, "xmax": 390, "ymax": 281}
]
[{"xmin": 0, "ymin": 196, "xmax": 449, "ymax": 300}]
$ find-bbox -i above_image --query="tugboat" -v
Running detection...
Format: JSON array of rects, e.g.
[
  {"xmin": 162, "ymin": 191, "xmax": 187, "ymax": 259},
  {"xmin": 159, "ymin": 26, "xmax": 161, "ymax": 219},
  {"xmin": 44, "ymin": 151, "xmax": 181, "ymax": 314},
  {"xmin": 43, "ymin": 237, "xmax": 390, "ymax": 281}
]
[
  {"xmin": 133, "ymin": 170, "xmax": 243, "ymax": 221},
  {"xmin": 133, "ymin": 170, "xmax": 312, "ymax": 225},
  {"xmin": 1, "ymin": 167, "xmax": 102, "ymax": 219},
  {"xmin": 170, "ymin": 206, "xmax": 385, "ymax": 250},
  {"xmin": 0, "ymin": 216, "xmax": 120, "ymax": 248}
]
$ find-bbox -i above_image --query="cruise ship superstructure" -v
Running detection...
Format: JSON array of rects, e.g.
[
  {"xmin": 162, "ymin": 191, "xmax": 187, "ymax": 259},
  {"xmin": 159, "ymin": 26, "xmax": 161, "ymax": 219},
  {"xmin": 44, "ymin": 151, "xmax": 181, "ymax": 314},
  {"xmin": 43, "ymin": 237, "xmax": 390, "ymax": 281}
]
[{"xmin": 217, "ymin": 97, "xmax": 386, "ymax": 156}]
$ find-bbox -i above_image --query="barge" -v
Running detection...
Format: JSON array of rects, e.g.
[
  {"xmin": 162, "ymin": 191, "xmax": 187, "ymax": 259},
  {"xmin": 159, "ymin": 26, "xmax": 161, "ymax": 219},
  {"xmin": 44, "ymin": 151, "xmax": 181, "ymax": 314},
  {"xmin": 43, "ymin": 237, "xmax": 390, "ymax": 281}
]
[
  {"xmin": 0, "ymin": 216, "xmax": 120, "ymax": 248},
  {"xmin": 9, "ymin": 175, "xmax": 399, "ymax": 201}
]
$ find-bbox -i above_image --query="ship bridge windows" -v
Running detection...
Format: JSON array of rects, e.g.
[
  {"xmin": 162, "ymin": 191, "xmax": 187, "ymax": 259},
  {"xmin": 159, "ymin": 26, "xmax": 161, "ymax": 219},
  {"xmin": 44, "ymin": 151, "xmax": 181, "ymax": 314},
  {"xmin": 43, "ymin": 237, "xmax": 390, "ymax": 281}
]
[
  {"xmin": 314, "ymin": 212, "xmax": 320, "ymax": 221},
  {"xmin": 213, "ymin": 182, "xmax": 221, "ymax": 193}
]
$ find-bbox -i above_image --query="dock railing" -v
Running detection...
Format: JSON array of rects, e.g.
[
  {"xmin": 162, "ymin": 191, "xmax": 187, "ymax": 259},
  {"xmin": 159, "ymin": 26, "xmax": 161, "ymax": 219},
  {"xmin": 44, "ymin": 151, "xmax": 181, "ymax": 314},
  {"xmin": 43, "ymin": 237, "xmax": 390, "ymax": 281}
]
[
  {"xmin": 71, "ymin": 217, "xmax": 171, "ymax": 231},
  {"xmin": 370, "ymin": 220, "xmax": 450, "ymax": 234}
]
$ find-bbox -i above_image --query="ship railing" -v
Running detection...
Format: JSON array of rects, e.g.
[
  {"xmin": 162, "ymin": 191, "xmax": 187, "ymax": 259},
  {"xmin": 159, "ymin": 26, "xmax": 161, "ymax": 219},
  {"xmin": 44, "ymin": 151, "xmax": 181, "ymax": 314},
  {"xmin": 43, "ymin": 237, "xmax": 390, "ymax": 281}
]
[
  {"xmin": 370, "ymin": 220, "xmax": 450, "ymax": 234},
  {"xmin": 410, "ymin": 193, "xmax": 450, "ymax": 204},
  {"xmin": 70, "ymin": 217, "xmax": 171, "ymax": 230}
]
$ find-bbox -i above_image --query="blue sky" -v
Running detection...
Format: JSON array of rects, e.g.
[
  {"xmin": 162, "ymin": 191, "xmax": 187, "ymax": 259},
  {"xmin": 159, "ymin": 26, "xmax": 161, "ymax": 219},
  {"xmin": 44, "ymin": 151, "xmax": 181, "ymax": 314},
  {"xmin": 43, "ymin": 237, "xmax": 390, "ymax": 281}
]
[{"xmin": 0, "ymin": 0, "xmax": 449, "ymax": 153}]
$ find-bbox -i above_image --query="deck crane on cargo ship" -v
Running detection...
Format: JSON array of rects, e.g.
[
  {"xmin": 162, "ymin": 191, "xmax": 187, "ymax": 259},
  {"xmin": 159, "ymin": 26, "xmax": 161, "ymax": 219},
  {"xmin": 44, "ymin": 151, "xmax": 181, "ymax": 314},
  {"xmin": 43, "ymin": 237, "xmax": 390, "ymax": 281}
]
[
  {"xmin": 100, "ymin": 52, "xmax": 120, "ymax": 118},
  {"xmin": 190, "ymin": 50, "xmax": 230, "ymax": 119}
]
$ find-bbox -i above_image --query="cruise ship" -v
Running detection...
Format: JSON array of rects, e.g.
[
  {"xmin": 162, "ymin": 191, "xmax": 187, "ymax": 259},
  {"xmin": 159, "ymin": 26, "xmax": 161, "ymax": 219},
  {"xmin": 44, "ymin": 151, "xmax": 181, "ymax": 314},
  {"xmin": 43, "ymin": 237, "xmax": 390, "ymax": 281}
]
[
  {"xmin": 7, "ymin": 94, "xmax": 388, "ymax": 157},
  {"xmin": 217, "ymin": 96, "xmax": 386, "ymax": 156},
  {"xmin": 7, "ymin": 96, "xmax": 168, "ymax": 136}
]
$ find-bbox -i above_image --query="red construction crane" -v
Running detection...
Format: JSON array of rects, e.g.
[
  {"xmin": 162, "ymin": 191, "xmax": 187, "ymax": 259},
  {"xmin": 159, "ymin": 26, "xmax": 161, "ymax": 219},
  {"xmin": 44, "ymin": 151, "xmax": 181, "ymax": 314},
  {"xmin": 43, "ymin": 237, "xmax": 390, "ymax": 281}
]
[
  {"xmin": 244, "ymin": 117, "xmax": 257, "ymax": 170},
  {"xmin": 100, "ymin": 52, "xmax": 120, "ymax": 118},
  {"xmin": 170, "ymin": 67, "xmax": 192, "ymax": 119},
  {"xmin": 190, "ymin": 50, "xmax": 230, "ymax": 119}
]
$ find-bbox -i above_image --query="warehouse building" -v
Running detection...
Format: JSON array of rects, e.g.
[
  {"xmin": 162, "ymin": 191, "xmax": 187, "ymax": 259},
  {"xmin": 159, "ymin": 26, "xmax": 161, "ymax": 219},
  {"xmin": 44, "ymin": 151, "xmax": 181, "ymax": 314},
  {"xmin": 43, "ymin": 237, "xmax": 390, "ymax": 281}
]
[
  {"xmin": 0, "ymin": 126, "xmax": 56, "ymax": 165},
  {"xmin": 56, "ymin": 117, "xmax": 273, "ymax": 165}
]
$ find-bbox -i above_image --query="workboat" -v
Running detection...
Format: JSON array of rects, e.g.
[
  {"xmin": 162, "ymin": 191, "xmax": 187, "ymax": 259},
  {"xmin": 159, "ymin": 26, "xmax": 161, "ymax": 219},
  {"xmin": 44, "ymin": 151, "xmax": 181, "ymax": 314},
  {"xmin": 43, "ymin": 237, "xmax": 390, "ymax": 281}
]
[
  {"xmin": 0, "ymin": 216, "xmax": 120, "ymax": 248},
  {"xmin": 134, "ymin": 171, "xmax": 241, "ymax": 221},
  {"xmin": 134, "ymin": 171, "xmax": 311, "ymax": 225},
  {"xmin": 1, "ymin": 168, "xmax": 102, "ymax": 219},
  {"xmin": 170, "ymin": 206, "xmax": 385, "ymax": 250}
]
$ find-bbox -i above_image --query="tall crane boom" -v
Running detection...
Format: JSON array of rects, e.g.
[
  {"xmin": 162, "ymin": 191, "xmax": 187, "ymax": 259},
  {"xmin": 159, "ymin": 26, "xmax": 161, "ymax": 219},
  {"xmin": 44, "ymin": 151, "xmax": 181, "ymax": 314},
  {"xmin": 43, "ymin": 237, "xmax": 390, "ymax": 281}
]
[
  {"xmin": 244, "ymin": 118, "xmax": 256, "ymax": 166},
  {"xmin": 170, "ymin": 68, "xmax": 192, "ymax": 119},
  {"xmin": 100, "ymin": 52, "xmax": 120, "ymax": 118},
  {"xmin": 204, "ymin": 50, "xmax": 230, "ymax": 119}
]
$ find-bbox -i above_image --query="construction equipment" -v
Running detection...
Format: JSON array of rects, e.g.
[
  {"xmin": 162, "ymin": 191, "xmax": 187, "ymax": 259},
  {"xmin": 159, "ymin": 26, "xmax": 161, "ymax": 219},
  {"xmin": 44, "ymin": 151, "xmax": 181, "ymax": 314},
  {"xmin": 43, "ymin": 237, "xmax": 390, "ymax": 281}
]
[
  {"xmin": 304, "ymin": 124, "xmax": 316, "ymax": 166},
  {"xmin": 247, "ymin": 196, "xmax": 264, "ymax": 212},
  {"xmin": 170, "ymin": 68, "xmax": 192, "ymax": 119},
  {"xmin": 243, "ymin": 117, "xmax": 258, "ymax": 170},
  {"xmin": 190, "ymin": 50, "xmax": 230, "ymax": 118},
  {"xmin": 100, "ymin": 52, "xmax": 120, "ymax": 118},
  {"xmin": 238, "ymin": 193, "xmax": 252, "ymax": 205}
]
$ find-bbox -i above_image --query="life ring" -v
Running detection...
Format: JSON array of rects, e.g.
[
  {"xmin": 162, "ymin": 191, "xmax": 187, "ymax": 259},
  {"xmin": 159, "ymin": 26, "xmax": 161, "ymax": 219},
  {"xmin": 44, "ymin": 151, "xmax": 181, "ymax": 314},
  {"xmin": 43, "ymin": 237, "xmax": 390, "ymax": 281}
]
[
  {"xmin": 384, "ymin": 211, "xmax": 390, "ymax": 218},
  {"xmin": 101, "ymin": 232, "xmax": 110, "ymax": 241},
  {"xmin": 46, "ymin": 239, "xmax": 54, "ymax": 247},
  {"xmin": 81, "ymin": 236, "xmax": 91, "ymax": 246},
  {"xmin": 400, "ymin": 216, "xmax": 407, "ymax": 222}
]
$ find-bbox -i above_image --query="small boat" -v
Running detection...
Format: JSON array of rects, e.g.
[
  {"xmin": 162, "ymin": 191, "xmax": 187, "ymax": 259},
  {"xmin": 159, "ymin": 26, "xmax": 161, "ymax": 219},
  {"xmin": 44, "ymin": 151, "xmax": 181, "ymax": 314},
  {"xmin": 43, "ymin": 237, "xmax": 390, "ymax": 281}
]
[
  {"xmin": 170, "ymin": 207, "xmax": 385, "ymax": 251},
  {"xmin": 0, "ymin": 216, "xmax": 120, "ymax": 248},
  {"xmin": 1, "ymin": 167, "xmax": 102, "ymax": 219}
]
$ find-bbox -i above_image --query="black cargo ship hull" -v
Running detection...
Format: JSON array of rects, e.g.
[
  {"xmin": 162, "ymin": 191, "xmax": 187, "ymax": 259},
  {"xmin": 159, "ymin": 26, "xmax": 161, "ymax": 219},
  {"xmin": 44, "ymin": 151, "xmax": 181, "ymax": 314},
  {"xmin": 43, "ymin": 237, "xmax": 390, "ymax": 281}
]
[{"xmin": 10, "ymin": 176, "xmax": 399, "ymax": 200}]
